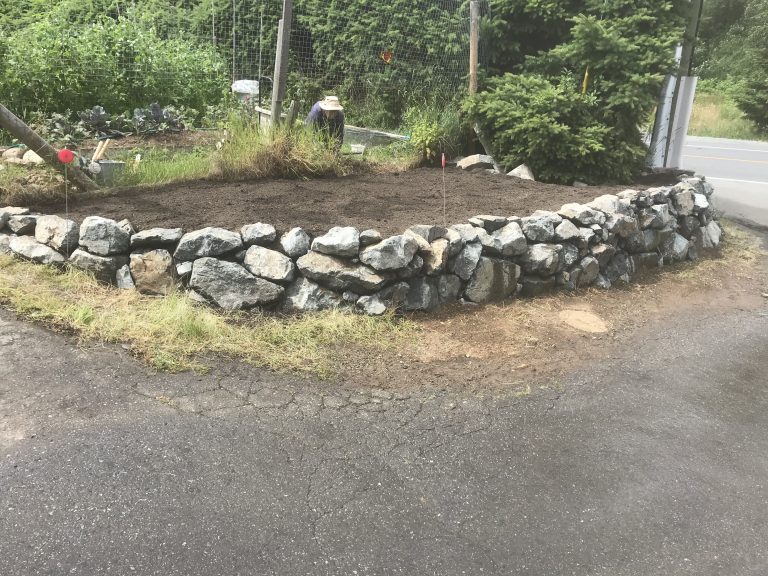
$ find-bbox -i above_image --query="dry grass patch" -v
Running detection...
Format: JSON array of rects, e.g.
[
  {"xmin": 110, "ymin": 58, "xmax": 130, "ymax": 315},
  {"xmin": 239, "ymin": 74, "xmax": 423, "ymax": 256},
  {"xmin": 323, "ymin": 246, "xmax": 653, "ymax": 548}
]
[{"xmin": 0, "ymin": 255, "xmax": 416, "ymax": 375}]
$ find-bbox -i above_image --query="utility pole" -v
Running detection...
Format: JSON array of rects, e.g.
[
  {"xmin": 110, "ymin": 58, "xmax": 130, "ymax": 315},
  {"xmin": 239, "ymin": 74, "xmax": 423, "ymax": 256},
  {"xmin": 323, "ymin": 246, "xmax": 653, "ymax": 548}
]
[{"xmin": 270, "ymin": 0, "xmax": 293, "ymax": 125}]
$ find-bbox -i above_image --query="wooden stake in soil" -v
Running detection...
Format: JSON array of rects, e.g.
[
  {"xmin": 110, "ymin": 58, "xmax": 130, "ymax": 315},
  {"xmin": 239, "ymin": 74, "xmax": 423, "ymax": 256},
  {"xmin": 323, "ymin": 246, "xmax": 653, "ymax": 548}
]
[
  {"xmin": 0, "ymin": 104, "xmax": 98, "ymax": 192},
  {"xmin": 441, "ymin": 152, "xmax": 447, "ymax": 227}
]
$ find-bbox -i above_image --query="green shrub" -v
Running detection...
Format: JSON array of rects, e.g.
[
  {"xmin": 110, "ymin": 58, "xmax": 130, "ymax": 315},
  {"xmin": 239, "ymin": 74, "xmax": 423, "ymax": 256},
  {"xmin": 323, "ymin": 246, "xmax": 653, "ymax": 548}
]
[
  {"xmin": 404, "ymin": 106, "xmax": 466, "ymax": 164},
  {"xmin": 465, "ymin": 74, "xmax": 645, "ymax": 184}
]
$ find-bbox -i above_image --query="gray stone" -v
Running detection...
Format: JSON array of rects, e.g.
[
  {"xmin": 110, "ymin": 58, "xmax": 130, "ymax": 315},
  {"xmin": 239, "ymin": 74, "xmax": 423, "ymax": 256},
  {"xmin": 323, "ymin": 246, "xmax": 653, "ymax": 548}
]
[
  {"xmin": 8, "ymin": 214, "xmax": 37, "ymax": 235},
  {"xmin": 68, "ymin": 249, "xmax": 128, "ymax": 283},
  {"xmin": 693, "ymin": 193, "xmax": 710, "ymax": 212},
  {"xmin": 190, "ymin": 258, "xmax": 283, "ymax": 310},
  {"xmin": 359, "ymin": 235, "xmax": 420, "ymax": 271},
  {"xmin": 587, "ymin": 194, "xmax": 625, "ymax": 215},
  {"xmin": 554, "ymin": 219, "xmax": 581, "ymax": 242},
  {"xmin": 671, "ymin": 185, "xmax": 695, "ymax": 216},
  {"xmin": 34, "ymin": 215, "xmax": 79, "ymax": 254},
  {"xmin": 558, "ymin": 203, "xmax": 605, "ymax": 226},
  {"xmin": 579, "ymin": 227, "xmax": 597, "ymax": 246},
  {"xmin": 701, "ymin": 221, "xmax": 722, "ymax": 249},
  {"xmin": 423, "ymin": 239, "xmax": 450, "ymax": 275},
  {"xmin": 662, "ymin": 233, "xmax": 690, "ymax": 263},
  {"xmin": 359, "ymin": 229, "xmax": 382, "ymax": 246},
  {"xmin": 407, "ymin": 225, "xmax": 447, "ymax": 243},
  {"xmin": 635, "ymin": 252, "xmax": 663, "ymax": 269},
  {"xmin": 297, "ymin": 251, "xmax": 389, "ymax": 293},
  {"xmin": 356, "ymin": 295, "xmax": 387, "ymax": 316},
  {"xmin": 403, "ymin": 229, "xmax": 431, "ymax": 253},
  {"xmin": 448, "ymin": 242, "xmax": 482, "ymax": 281},
  {"xmin": 681, "ymin": 177, "xmax": 706, "ymax": 195},
  {"xmin": 438, "ymin": 274, "xmax": 463, "ymax": 303},
  {"xmin": 174, "ymin": 227, "xmax": 243, "ymax": 261},
  {"xmin": 342, "ymin": 290, "xmax": 359, "ymax": 303},
  {"xmin": 464, "ymin": 257, "xmax": 519, "ymax": 304},
  {"xmin": 450, "ymin": 224, "xmax": 481, "ymax": 243},
  {"xmin": 520, "ymin": 276, "xmax": 556, "ymax": 297},
  {"xmin": 590, "ymin": 244, "xmax": 616, "ymax": 270},
  {"xmin": 520, "ymin": 244, "xmax": 563, "ymax": 276},
  {"xmin": 118, "ymin": 219, "xmax": 136, "ymax": 236},
  {"xmin": 443, "ymin": 228, "xmax": 464, "ymax": 257},
  {"xmin": 115, "ymin": 264, "xmax": 135, "ymax": 290},
  {"xmin": 243, "ymin": 245, "xmax": 296, "ymax": 283},
  {"xmin": 507, "ymin": 163, "xmax": 535, "ymax": 180},
  {"xmin": 0, "ymin": 233, "xmax": 10, "ymax": 255},
  {"xmin": 472, "ymin": 215, "xmax": 509, "ymax": 232},
  {"xmin": 562, "ymin": 244, "xmax": 580, "ymax": 268},
  {"xmin": 241, "ymin": 223, "xmax": 277, "ymax": 246},
  {"xmin": 396, "ymin": 255, "xmax": 424, "ymax": 279},
  {"xmin": 648, "ymin": 186, "xmax": 672, "ymax": 204},
  {"xmin": 176, "ymin": 261, "xmax": 193, "ymax": 279},
  {"xmin": 79, "ymin": 216, "xmax": 130, "ymax": 256},
  {"xmin": 644, "ymin": 204, "xmax": 675, "ymax": 230},
  {"xmin": 130, "ymin": 249, "xmax": 176, "ymax": 296},
  {"xmin": 377, "ymin": 281, "xmax": 410, "ymax": 310},
  {"xmin": 457, "ymin": 154, "xmax": 494, "ymax": 171},
  {"xmin": 625, "ymin": 229, "xmax": 661, "ymax": 253},
  {"xmin": 594, "ymin": 274, "xmax": 612, "ymax": 289},
  {"xmin": 603, "ymin": 213, "xmax": 639, "ymax": 238},
  {"xmin": 130, "ymin": 228, "xmax": 184, "ymax": 248},
  {"xmin": 279, "ymin": 227, "xmax": 311, "ymax": 259},
  {"xmin": 9, "ymin": 236, "xmax": 66, "ymax": 265},
  {"xmin": 481, "ymin": 222, "xmax": 527, "ymax": 257},
  {"xmin": 678, "ymin": 216, "xmax": 699, "ymax": 239},
  {"xmin": 605, "ymin": 253, "xmax": 632, "ymax": 283},
  {"xmin": 579, "ymin": 256, "xmax": 600, "ymax": 285},
  {"xmin": 311, "ymin": 226, "xmax": 360, "ymax": 258},
  {"xmin": 283, "ymin": 278, "xmax": 343, "ymax": 312},
  {"xmin": 521, "ymin": 215, "xmax": 555, "ymax": 242},
  {"xmin": 405, "ymin": 277, "xmax": 440, "ymax": 311},
  {"xmin": 22, "ymin": 150, "xmax": 44, "ymax": 165}
]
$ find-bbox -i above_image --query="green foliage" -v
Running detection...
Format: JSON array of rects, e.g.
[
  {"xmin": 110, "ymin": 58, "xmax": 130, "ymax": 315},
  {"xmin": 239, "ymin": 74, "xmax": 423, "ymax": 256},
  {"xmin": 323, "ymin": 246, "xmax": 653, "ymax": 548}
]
[
  {"xmin": 465, "ymin": 74, "xmax": 644, "ymax": 183},
  {"xmin": 732, "ymin": 0, "xmax": 768, "ymax": 130},
  {"xmin": 403, "ymin": 106, "xmax": 466, "ymax": 164},
  {"xmin": 0, "ymin": 13, "xmax": 227, "ymax": 121}
]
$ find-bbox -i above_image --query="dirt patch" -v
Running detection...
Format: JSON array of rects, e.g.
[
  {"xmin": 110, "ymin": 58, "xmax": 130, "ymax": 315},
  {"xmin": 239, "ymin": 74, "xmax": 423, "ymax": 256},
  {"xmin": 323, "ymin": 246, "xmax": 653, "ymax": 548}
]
[{"xmin": 32, "ymin": 167, "xmax": 630, "ymax": 236}]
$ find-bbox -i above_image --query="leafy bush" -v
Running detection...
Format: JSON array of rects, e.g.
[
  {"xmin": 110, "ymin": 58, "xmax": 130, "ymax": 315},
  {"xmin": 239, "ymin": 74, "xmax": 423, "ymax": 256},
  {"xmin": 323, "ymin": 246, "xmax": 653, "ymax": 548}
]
[
  {"xmin": 465, "ymin": 74, "xmax": 645, "ymax": 184},
  {"xmin": 404, "ymin": 106, "xmax": 466, "ymax": 164}
]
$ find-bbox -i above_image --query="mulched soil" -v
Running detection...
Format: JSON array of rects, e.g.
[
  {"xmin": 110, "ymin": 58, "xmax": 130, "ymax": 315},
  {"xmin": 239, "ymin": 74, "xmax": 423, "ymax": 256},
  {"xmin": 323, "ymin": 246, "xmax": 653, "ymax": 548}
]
[{"xmin": 32, "ymin": 167, "xmax": 631, "ymax": 236}]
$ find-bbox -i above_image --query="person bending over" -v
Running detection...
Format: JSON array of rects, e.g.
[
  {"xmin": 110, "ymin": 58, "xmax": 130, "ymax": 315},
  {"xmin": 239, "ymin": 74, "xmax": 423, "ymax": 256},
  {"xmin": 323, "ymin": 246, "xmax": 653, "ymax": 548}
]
[{"xmin": 305, "ymin": 96, "xmax": 345, "ymax": 149}]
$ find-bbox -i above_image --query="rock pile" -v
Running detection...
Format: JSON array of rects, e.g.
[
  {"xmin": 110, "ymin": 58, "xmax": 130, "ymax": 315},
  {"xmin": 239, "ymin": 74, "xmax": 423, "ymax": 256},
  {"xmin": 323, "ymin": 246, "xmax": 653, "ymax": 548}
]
[{"xmin": 0, "ymin": 177, "xmax": 722, "ymax": 315}]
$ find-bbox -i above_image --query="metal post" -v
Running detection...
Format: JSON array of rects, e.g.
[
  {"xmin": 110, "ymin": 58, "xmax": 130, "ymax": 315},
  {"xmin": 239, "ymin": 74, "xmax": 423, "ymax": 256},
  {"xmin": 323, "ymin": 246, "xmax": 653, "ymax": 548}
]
[
  {"xmin": 469, "ymin": 0, "xmax": 479, "ymax": 95},
  {"xmin": 0, "ymin": 104, "xmax": 98, "ymax": 192},
  {"xmin": 231, "ymin": 0, "xmax": 236, "ymax": 82},
  {"xmin": 270, "ymin": 0, "xmax": 293, "ymax": 125}
]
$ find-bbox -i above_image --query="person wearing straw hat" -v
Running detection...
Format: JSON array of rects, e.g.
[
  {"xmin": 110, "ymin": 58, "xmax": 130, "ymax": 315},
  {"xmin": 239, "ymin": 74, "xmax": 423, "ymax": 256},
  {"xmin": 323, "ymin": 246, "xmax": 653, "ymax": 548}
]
[{"xmin": 305, "ymin": 96, "xmax": 345, "ymax": 150}]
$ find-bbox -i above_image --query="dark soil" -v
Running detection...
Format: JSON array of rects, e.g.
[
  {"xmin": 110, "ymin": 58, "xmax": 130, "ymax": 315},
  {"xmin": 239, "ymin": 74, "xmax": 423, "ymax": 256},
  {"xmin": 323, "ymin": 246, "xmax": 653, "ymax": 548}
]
[{"xmin": 32, "ymin": 167, "xmax": 631, "ymax": 236}]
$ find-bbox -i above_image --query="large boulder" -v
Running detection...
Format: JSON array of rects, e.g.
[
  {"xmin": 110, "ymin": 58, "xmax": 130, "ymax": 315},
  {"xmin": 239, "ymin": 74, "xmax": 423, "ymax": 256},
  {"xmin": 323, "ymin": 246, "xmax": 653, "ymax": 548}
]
[
  {"xmin": 241, "ymin": 222, "xmax": 277, "ymax": 246},
  {"xmin": 507, "ymin": 163, "xmax": 535, "ymax": 180},
  {"xmin": 283, "ymin": 277, "xmax": 343, "ymax": 312},
  {"xmin": 79, "ymin": 216, "xmax": 130, "ymax": 256},
  {"xmin": 9, "ymin": 236, "xmax": 65, "ymax": 265},
  {"xmin": 448, "ymin": 242, "xmax": 482, "ymax": 281},
  {"xmin": 311, "ymin": 226, "xmax": 360, "ymax": 258},
  {"xmin": 457, "ymin": 154, "xmax": 494, "ymax": 171},
  {"xmin": 243, "ymin": 245, "xmax": 296, "ymax": 283},
  {"xmin": 297, "ymin": 251, "xmax": 389, "ymax": 293},
  {"xmin": 69, "ymin": 248, "xmax": 128, "ymax": 283},
  {"xmin": 520, "ymin": 244, "xmax": 563, "ymax": 277},
  {"xmin": 174, "ymin": 227, "xmax": 243, "ymax": 261},
  {"xmin": 279, "ymin": 227, "xmax": 311, "ymax": 258},
  {"xmin": 464, "ymin": 257, "xmax": 519, "ymax": 304},
  {"xmin": 34, "ymin": 215, "xmax": 79, "ymax": 254},
  {"xmin": 189, "ymin": 258, "xmax": 284, "ymax": 310},
  {"xmin": 8, "ymin": 214, "xmax": 37, "ymax": 235},
  {"xmin": 130, "ymin": 227, "xmax": 184, "ymax": 249},
  {"xmin": 558, "ymin": 203, "xmax": 605, "ymax": 226},
  {"xmin": 480, "ymin": 221, "xmax": 527, "ymax": 257},
  {"xmin": 129, "ymin": 249, "xmax": 176, "ymax": 296},
  {"xmin": 359, "ymin": 235, "xmax": 420, "ymax": 271}
]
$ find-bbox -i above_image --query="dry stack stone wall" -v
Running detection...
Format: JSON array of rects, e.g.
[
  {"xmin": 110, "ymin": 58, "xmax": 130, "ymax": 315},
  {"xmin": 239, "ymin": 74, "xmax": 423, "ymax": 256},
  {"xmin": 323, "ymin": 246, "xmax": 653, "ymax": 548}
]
[{"xmin": 0, "ymin": 177, "xmax": 723, "ymax": 315}]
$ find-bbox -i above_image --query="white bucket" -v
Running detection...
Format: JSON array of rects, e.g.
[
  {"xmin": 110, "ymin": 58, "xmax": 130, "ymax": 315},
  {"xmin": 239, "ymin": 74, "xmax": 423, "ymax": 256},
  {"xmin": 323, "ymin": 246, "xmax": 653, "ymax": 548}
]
[{"xmin": 231, "ymin": 80, "xmax": 260, "ymax": 103}]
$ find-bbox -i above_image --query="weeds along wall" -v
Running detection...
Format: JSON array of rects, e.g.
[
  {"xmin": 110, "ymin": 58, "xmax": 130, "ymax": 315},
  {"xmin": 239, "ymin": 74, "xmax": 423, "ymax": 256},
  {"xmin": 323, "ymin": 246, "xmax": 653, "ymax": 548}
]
[
  {"xmin": 0, "ymin": 177, "xmax": 723, "ymax": 316},
  {"xmin": 0, "ymin": 0, "xmax": 490, "ymax": 129}
]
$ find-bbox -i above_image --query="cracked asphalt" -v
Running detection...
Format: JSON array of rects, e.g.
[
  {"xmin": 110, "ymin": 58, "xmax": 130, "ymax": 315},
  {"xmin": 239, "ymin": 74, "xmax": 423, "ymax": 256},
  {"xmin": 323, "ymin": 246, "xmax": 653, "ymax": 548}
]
[{"xmin": 1, "ymin": 289, "xmax": 768, "ymax": 574}]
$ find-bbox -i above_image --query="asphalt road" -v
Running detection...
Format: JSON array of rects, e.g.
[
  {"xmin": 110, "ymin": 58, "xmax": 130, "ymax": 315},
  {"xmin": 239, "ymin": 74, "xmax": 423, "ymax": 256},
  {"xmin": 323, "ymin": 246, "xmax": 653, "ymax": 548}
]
[
  {"xmin": 682, "ymin": 136, "xmax": 768, "ymax": 227},
  {"xmin": 2, "ymin": 279, "xmax": 768, "ymax": 574}
]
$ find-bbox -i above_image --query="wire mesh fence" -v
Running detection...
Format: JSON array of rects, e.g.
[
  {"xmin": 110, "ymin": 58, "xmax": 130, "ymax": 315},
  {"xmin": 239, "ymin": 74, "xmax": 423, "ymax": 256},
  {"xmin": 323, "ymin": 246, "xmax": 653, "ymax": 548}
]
[{"xmin": 1, "ymin": 0, "xmax": 490, "ymax": 128}]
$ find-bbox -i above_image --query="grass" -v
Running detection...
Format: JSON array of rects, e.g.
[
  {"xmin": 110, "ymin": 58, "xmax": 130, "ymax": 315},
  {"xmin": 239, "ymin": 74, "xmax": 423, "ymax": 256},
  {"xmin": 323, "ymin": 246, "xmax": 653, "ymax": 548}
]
[
  {"xmin": 688, "ymin": 92, "xmax": 766, "ymax": 141},
  {"xmin": 0, "ymin": 163, "xmax": 67, "ymax": 205},
  {"xmin": 113, "ymin": 147, "xmax": 211, "ymax": 187},
  {"xmin": 0, "ymin": 255, "xmax": 417, "ymax": 375}
]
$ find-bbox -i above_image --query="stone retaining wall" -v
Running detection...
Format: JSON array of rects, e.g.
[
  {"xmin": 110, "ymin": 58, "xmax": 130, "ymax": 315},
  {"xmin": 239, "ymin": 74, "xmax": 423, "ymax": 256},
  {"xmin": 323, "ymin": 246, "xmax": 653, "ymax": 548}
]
[{"xmin": 0, "ymin": 177, "xmax": 722, "ymax": 315}]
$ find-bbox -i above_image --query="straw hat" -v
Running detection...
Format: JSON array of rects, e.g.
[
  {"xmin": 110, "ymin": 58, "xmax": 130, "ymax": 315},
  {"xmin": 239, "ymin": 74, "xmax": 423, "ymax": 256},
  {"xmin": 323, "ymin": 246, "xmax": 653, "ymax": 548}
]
[{"xmin": 318, "ymin": 96, "xmax": 344, "ymax": 111}]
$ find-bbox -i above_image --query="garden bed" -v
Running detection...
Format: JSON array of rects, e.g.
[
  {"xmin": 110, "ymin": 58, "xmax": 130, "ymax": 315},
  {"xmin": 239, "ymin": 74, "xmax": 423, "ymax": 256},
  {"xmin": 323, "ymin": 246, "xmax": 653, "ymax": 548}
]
[{"xmin": 31, "ymin": 167, "xmax": 629, "ymax": 236}]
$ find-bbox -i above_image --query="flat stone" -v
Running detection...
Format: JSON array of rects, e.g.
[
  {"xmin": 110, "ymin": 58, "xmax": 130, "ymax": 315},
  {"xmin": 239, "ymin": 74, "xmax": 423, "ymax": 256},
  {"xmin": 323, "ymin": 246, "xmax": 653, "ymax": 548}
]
[
  {"xmin": 464, "ymin": 257, "xmax": 519, "ymax": 304},
  {"xmin": 558, "ymin": 310, "xmax": 608, "ymax": 333},
  {"xmin": 130, "ymin": 249, "xmax": 176, "ymax": 296},
  {"xmin": 190, "ymin": 258, "xmax": 284, "ymax": 310},
  {"xmin": 480, "ymin": 222, "xmax": 527, "ymax": 257},
  {"xmin": 520, "ymin": 244, "xmax": 563, "ymax": 276},
  {"xmin": 1, "ymin": 206, "xmax": 29, "ymax": 230},
  {"xmin": 34, "ymin": 215, "xmax": 79, "ymax": 254},
  {"xmin": 174, "ymin": 227, "xmax": 243, "ymax": 261},
  {"xmin": 283, "ymin": 277, "xmax": 343, "ymax": 312},
  {"xmin": 68, "ymin": 249, "xmax": 128, "ymax": 283},
  {"xmin": 116, "ymin": 264, "xmax": 135, "ymax": 289},
  {"xmin": 558, "ymin": 203, "xmax": 605, "ymax": 226},
  {"xmin": 457, "ymin": 154, "xmax": 494, "ymax": 171},
  {"xmin": 130, "ymin": 227, "xmax": 183, "ymax": 248},
  {"xmin": 311, "ymin": 226, "xmax": 360, "ymax": 258},
  {"xmin": 359, "ymin": 235, "xmax": 420, "ymax": 271},
  {"xmin": 472, "ymin": 215, "xmax": 509, "ymax": 232},
  {"xmin": 241, "ymin": 222, "xmax": 277, "ymax": 246},
  {"xmin": 79, "ymin": 216, "xmax": 130, "ymax": 256},
  {"xmin": 587, "ymin": 194, "xmax": 624, "ymax": 215},
  {"xmin": 407, "ymin": 225, "xmax": 447, "ymax": 243},
  {"xmin": 279, "ymin": 227, "xmax": 311, "ymax": 258},
  {"xmin": 9, "ymin": 236, "xmax": 65, "ymax": 265},
  {"xmin": 359, "ymin": 229, "xmax": 382, "ymax": 246},
  {"xmin": 448, "ymin": 242, "xmax": 482, "ymax": 281},
  {"xmin": 507, "ymin": 163, "xmax": 534, "ymax": 180},
  {"xmin": 8, "ymin": 214, "xmax": 37, "ymax": 235},
  {"xmin": 297, "ymin": 251, "xmax": 389, "ymax": 293},
  {"xmin": 243, "ymin": 245, "xmax": 296, "ymax": 283}
]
